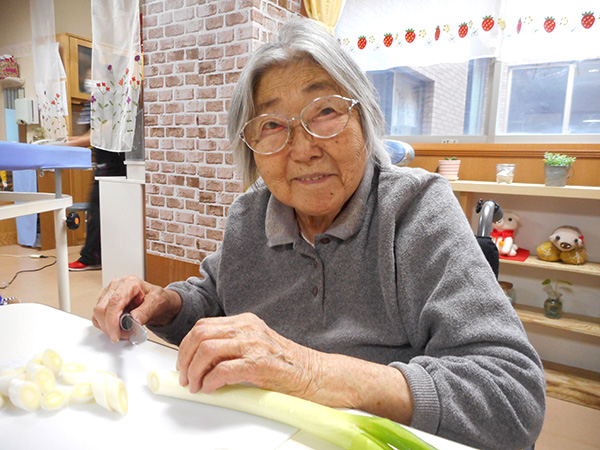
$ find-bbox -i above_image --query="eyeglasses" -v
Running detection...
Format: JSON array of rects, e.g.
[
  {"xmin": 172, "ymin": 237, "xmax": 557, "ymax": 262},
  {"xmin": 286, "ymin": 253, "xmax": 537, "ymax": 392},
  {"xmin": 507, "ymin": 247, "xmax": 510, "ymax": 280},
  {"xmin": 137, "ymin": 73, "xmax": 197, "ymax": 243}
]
[{"xmin": 240, "ymin": 95, "xmax": 360, "ymax": 155}]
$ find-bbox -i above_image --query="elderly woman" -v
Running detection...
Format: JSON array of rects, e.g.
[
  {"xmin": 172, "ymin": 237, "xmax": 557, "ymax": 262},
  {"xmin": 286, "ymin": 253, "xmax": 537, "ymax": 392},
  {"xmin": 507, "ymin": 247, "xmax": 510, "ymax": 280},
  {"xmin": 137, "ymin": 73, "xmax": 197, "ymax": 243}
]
[{"xmin": 93, "ymin": 18, "xmax": 545, "ymax": 450}]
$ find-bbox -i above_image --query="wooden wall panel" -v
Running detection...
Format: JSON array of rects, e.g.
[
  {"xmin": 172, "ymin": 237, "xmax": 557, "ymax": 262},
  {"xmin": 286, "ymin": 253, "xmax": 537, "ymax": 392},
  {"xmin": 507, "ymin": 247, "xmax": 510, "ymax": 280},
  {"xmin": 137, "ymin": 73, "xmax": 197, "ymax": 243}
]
[
  {"xmin": 145, "ymin": 253, "xmax": 201, "ymax": 287},
  {"xmin": 0, "ymin": 201, "xmax": 17, "ymax": 246},
  {"xmin": 409, "ymin": 143, "xmax": 600, "ymax": 186},
  {"xmin": 37, "ymin": 169, "xmax": 94, "ymax": 250}
]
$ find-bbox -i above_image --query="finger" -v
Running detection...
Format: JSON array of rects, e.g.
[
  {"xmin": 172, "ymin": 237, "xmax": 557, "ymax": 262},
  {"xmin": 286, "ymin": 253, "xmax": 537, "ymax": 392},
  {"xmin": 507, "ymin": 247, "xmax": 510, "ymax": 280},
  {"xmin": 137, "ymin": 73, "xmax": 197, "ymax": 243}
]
[
  {"xmin": 177, "ymin": 321, "xmax": 238, "ymax": 388},
  {"xmin": 104, "ymin": 290, "xmax": 132, "ymax": 343},
  {"xmin": 177, "ymin": 327, "xmax": 193, "ymax": 385},
  {"xmin": 177, "ymin": 319, "xmax": 211, "ymax": 385},
  {"xmin": 92, "ymin": 284, "xmax": 115, "ymax": 334},
  {"xmin": 200, "ymin": 358, "xmax": 253, "ymax": 394},
  {"xmin": 101, "ymin": 278, "xmax": 143, "ymax": 343},
  {"xmin": 129, "ymin": 282, "xmax": 162, "ymax": 326},
  {"xmin": 186, "ymin": 338, "xmax": 244, "ymax": 393}
]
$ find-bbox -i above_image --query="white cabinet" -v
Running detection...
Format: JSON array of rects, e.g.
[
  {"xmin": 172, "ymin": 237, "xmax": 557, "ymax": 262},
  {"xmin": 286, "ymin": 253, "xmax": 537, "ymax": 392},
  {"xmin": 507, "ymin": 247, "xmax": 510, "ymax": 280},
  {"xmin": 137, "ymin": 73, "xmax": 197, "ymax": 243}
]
[
  {"xmin": 450, "ymin": 181, "xmax": 600, "ymax": 409},
  {"xmin": 98, "ymin": 177, "xmax": 145, "ymax": 287}
]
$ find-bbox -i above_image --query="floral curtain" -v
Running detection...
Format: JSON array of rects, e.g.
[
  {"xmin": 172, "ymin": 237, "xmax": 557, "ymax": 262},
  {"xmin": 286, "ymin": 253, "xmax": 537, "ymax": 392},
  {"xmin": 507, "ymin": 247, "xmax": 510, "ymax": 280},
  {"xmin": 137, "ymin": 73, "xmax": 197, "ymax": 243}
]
[
  {"xmin": 335, "ymin": 0, "xmax": 600, "ymax": 70},
  {"xmin": 90, "ymin": 0, "xmax": 142, "ymax": 152},
  {"xmin": 304, "ymin": 0, "xmax": 347, "ymax": 34},
  {"xmin": 30, "ymin": 0, "xmax": 68, "ymax": 140}
]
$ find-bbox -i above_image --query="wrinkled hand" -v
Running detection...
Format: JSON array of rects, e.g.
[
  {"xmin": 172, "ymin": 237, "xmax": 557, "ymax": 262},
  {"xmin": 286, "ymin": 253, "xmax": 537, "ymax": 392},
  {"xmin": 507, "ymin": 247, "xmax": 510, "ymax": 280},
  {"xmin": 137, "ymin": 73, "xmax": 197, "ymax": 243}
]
[
  {"xmin": 176, "ymin": 313, "xmax": 319, "ymax": 397},
  {"xmin": 92, "ymin": 275, "xmax": 182, "ymax": 343}
]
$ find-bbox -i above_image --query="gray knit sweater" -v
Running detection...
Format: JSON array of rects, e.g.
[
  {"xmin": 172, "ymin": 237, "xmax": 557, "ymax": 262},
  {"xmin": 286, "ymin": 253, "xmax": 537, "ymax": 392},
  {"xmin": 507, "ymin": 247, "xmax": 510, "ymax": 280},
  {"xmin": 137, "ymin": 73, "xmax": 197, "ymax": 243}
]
[{"xmin": 150, "ymin": 162, "xmax": 546, "ymax": 450}]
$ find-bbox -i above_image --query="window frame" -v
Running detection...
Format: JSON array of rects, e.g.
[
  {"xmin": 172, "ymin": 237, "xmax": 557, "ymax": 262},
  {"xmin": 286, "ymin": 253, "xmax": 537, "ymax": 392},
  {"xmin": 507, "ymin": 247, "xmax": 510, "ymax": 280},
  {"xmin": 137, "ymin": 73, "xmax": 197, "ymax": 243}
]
[{"xmin": 383, "ymin": 59, "xmax": 599, "ymax": 144}]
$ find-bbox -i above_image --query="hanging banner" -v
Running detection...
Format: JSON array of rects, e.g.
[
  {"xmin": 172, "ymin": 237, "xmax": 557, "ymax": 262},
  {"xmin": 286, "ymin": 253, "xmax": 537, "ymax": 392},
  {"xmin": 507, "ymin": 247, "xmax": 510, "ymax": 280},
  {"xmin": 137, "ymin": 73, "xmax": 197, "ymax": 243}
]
[
  {"xmin": 30, "ymin": 0, "xmax": 68, "ymax": 140},
  {"xmin": 90, "ymin": 0, "xmax": 142, "ymax": 152},
  {"xmin": 335, "ymin": 0, "xmax": 600, "ymax": 70}
]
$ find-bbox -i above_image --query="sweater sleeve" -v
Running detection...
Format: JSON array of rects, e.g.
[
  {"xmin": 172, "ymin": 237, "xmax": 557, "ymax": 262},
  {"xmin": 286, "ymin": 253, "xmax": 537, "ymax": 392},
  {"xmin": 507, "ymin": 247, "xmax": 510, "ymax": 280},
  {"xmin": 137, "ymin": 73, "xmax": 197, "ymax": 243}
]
[
  {"xmin": 389, "ymin": 172, "xmax": 546, "ymax": 450},
  {"xmin": 147, "ymin": 249, "xmax": 225, "ymax": 346}
]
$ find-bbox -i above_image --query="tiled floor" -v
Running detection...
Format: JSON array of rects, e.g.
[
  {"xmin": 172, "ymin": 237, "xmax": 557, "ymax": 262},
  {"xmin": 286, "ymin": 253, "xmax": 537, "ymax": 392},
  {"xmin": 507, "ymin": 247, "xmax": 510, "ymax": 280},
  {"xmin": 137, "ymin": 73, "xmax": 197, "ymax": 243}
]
[{"xmin": 1, "ymin": 243, "xmax": 599, "ymax": 449}]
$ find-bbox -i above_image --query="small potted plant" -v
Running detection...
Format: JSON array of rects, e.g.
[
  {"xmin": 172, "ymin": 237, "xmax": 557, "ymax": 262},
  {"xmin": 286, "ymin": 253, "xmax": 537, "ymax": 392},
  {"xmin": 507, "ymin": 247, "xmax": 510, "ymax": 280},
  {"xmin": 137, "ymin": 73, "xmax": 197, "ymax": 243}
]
[
  {"xmin": 541, "ymin": 278, "xmax": 572, "ymax": 319},
  {"xmin": 543, "ymin": 152, "xmax": 576, "ymax": 187},
  {"xmin": 438, "ymin": 157, "xmax": 461, "ymax": 181}
]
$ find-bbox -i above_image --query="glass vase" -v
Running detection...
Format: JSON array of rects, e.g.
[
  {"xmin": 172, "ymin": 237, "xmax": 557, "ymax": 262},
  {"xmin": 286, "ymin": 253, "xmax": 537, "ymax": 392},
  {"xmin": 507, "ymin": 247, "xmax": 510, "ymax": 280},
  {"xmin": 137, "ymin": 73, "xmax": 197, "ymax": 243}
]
[{"xmin": 544, "ymin": 297, "xmax": 563, "ymax": 319}]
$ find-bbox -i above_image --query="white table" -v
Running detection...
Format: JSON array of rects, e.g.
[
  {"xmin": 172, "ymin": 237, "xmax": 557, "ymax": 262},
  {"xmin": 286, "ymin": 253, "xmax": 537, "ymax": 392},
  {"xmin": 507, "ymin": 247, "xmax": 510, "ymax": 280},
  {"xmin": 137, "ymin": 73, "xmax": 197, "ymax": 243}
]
[
  {"xmin": 0, "ymin": 304, "xmax": 472, "ymax": 450},
  {"xmin": 0, "ymin": 141, "xmax": 92, "ymax": 312}
]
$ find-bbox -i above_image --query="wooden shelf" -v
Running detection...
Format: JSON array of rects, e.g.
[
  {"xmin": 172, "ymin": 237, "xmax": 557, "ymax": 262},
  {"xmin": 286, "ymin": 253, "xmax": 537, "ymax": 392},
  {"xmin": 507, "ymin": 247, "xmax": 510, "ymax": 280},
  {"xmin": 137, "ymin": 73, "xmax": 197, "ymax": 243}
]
[
  {"xmin": 448, "ymin": 179, "xmax": 600, "ymax": 409},
  {"xmin": 501, "ymin": 255, "xmax": 600, "ymax": 277},
  {"xmin": 543, "ymin": 360, "xmax": 600, "ymax": 410},
  {"xmin": 515, "ymin": 304, "xmax": 600, "ymax": 339},
  {"xmin": 450, "ymin": 180, "xmax": 600, "ymax": 200}
]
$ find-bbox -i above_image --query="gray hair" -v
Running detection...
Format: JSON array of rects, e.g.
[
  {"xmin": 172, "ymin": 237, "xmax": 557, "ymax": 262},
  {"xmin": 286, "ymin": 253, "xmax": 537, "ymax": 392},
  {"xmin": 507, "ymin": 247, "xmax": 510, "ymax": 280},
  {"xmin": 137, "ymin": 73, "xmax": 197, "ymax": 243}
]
[{"xmin": 227, "ymin": 18, "xmax": 389, "ymax": 189}]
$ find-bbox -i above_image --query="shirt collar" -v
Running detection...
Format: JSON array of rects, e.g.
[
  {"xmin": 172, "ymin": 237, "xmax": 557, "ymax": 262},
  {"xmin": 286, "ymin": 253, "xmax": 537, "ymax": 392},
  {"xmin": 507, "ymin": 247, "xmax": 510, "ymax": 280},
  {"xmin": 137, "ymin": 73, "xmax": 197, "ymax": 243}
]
[{"xmin": 265, "ymin": 161, "xmax": 375, "ymax": 247}]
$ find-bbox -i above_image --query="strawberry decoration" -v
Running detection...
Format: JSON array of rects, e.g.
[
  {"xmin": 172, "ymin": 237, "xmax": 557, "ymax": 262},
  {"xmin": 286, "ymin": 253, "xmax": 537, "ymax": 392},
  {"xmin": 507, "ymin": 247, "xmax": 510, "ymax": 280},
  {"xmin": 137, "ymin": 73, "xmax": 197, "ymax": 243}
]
[
  {"xmin": 405, "ymin": 29, "xmax": 416, "ymax": 43},
  {"xmin": 517, "ymin": 18, "xmax": 522, "ymax": 34},
  {"xmin": 434, "ymin": 26, "xmax": 440, "ymax": 41},
  {"xmin": 482, "ymin": 15, "xmax": 494, "ymax": 32},
  {"xmin": 544, "ymin": 17, "xmax": 556, "ymax": 33},
  {"xmin": 357, "ymin": 36, "xmax": 367, "ymax": 50},
  {"xmin": 458, "ymin": 22, "xmax": 469, "ymax": 38},
  {"xmin": 383, "ymin": 33, "xmax": 393, "ymax": 47},
  {"xmin": 581, "ymin": 12, "xmax": 595, "ymax": 29}
]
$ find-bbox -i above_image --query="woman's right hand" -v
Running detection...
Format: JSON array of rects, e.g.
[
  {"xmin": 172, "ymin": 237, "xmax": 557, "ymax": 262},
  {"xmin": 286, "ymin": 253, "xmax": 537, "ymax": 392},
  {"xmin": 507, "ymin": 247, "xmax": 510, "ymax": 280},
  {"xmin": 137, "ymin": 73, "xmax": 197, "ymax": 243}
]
[{"xmin": 92, "ymin": 275, "xmax": 182, "ymax": 343}]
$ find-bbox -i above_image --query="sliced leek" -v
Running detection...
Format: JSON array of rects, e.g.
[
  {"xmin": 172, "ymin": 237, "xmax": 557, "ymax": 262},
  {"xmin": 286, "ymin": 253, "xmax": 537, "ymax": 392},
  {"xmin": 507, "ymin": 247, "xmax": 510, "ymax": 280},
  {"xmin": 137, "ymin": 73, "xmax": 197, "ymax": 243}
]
[
  {"xmin": 60, "ymin": 363, "xmax": 89, "ymax": 385},
  {"xmin": 91, "ymin": 372, "xmax": 113, "ymax": 411},
  {"xmin": 106, "ymin": 376, "xmax": 128, "ymax": 415},
  {"xmin": 9, "ymin": 378, "xmax": 41, "ymax": 412},
  {"xmin": 1, "ymin": 350, "xmax": 126, "ymax": 416},
  {"xmin": 25, "ymin": 361, "xmax": 56, "ymax": 392},
  {"xmin": 148, "ymin": 369, "xmax": 437, "ymax": 450},
  {"xmin": 0, "ymin": 371, "xmax": 25, "ymax": 396},
  {"xmin": 41, "ymin": 387, "xmax": 71, "ymax": 411},
  {"xmin": 1, "ymin": 367, "xmax": 24, "ymax": 377},
  {"xmin": 71, "ymin": 381, "xmax": 94, "ymax": 403},
  {"xmin": 41, "ymin": 349, "xmax": 63, "ymax": 375},
  {"xmin": 90, "ymin": 371, "xmax": 128, "ymax": 415}
]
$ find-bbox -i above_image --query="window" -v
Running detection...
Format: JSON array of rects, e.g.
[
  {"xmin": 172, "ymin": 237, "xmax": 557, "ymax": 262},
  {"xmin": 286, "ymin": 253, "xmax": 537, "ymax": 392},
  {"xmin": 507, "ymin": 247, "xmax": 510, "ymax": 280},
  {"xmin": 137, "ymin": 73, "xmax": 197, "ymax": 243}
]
[
  {"xmin": 499, "ymin": 59, "xmax": 600, "ymax": 135},
  {"xmin": 365, "ymin": 58, "xmax": 600, "ymax": 140},
  {"xmin": 368, "ymin": 59, "xmax": 494, "ymax": 137},
  {"xmin": 368, "ymin": 69, "xmax": 429, "ymax": 135},
  {"xmin": 335, "ymin": 0, "xmax": 600, "ymax": 142}
]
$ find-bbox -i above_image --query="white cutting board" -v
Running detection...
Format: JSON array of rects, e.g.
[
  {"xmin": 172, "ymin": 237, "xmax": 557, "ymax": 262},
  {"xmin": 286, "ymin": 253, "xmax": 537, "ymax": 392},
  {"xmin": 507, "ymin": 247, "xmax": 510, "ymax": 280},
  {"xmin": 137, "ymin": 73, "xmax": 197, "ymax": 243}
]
[{"xmin": 0, "ymin": 303, "xmax": 296, "ymax": 450}]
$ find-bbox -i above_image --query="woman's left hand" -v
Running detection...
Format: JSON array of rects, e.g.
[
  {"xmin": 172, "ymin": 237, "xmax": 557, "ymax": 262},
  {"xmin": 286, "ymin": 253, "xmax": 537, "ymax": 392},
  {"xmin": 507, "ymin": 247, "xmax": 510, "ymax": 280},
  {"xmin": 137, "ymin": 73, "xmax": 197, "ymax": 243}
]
[{"xmin": 176, "ymin": 313, "xmax": 319, "ymax": 397}]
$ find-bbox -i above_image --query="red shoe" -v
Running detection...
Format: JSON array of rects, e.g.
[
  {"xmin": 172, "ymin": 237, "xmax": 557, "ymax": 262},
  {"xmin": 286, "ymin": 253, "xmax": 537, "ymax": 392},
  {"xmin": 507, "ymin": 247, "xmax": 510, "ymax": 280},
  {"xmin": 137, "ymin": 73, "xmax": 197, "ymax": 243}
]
[{"xmin": 68, "ymin": 260, "xmax": 101, "ymax": 271}]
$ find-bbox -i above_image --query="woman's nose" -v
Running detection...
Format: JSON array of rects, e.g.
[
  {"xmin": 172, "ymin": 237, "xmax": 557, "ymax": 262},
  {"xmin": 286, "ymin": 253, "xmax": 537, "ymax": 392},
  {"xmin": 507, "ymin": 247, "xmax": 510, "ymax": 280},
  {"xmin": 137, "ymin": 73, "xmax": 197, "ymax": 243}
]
[{"xmin": 287, "ymin": 120, "xmax": 322, "ymax": 161}]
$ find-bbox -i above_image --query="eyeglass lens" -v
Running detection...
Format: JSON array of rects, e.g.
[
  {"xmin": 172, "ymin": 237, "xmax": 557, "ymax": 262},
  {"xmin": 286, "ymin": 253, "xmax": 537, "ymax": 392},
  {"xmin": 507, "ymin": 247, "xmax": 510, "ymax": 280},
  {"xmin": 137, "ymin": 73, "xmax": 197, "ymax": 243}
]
[{"xmin": 242, "ymin": 96, "xmax": 355, "ymax": 154}]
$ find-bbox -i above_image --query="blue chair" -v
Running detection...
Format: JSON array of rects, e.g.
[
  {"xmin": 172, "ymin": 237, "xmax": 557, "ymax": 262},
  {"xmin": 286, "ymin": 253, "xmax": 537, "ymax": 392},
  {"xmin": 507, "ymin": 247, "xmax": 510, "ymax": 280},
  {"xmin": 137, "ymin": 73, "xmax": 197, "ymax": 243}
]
[{"xmin": 384, "ymin": 140, "xmax": 415, "ymax": 166}]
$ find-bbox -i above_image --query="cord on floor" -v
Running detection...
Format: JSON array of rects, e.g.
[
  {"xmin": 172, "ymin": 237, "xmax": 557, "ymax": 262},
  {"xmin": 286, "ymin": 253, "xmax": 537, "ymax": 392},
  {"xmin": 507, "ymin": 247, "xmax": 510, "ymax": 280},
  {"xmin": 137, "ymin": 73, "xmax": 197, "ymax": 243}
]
[{"xmin": 0, "ymin": 255, "xmax": 56, "ymax": 289}]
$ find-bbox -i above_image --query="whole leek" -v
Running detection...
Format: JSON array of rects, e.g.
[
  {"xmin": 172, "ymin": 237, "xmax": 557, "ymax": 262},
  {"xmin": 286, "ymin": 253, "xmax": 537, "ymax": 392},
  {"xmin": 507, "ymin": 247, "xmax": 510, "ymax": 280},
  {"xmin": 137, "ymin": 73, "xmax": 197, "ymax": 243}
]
[{"xmin": 148, "ymin": 369, "xmax": 437, "ymax": 450}]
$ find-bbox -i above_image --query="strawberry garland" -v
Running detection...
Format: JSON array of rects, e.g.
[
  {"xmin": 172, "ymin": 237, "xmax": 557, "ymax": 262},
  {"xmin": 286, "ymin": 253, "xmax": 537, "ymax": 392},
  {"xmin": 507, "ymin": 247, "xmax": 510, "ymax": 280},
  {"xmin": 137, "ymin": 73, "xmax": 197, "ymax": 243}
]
[{"xmin": 343, "ymin": 11, "xmax": 597, "ymax": 51}]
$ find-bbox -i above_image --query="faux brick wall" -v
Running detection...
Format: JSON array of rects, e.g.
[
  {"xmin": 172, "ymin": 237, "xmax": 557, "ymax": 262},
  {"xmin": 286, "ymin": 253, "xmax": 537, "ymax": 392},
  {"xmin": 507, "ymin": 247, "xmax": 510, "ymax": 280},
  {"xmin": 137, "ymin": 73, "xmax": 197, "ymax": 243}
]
[{"xmin": 141, "ymin": 0, "xmax": 301, "ymax": 264}]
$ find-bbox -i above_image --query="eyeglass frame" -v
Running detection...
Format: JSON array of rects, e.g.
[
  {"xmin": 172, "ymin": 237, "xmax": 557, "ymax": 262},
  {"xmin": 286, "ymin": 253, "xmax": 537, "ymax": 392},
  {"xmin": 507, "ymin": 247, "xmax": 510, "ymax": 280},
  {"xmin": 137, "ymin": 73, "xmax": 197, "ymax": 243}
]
[{"xmin": 239, "ymin": 94, "xmax": 360, "ymax": 155}]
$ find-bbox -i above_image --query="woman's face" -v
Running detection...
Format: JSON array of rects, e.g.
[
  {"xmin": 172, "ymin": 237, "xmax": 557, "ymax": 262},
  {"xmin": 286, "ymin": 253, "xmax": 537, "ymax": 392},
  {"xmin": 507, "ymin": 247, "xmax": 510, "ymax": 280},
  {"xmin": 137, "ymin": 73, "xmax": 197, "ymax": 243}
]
[{"xmin": 252, "ymin": 61, "xmax": 367, "ymax": 228}]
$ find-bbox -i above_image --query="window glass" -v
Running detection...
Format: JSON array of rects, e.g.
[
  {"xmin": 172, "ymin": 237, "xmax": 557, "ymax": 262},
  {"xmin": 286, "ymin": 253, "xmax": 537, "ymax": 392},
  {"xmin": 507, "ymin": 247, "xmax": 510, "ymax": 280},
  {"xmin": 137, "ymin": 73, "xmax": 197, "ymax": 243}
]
[
  {"xmin": 570, "ymin": 59, "xmax": 600, "ymax": 134},
  {"xmin": 367, "ymin": 59, "xmax": 493, "ymax": 136},
  {"xmin": 497, "ymin": 59, "xmax": 600, "ymax": 135},
  {"xmin": 505, "ymin": 64, "xmax": 569, "ymax": 134}
]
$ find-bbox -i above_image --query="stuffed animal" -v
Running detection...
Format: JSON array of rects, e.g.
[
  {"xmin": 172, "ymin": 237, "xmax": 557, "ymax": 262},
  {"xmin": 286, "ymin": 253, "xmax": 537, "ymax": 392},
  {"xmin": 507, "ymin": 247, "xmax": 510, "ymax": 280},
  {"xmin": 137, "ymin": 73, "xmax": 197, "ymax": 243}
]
[
  {"xmin": 537, "ymin": 225, "xmax": 587, "ymax": 265},
  {"xmin": 491, "ymin": 211, "xmax": 520, "ymax": 257}
]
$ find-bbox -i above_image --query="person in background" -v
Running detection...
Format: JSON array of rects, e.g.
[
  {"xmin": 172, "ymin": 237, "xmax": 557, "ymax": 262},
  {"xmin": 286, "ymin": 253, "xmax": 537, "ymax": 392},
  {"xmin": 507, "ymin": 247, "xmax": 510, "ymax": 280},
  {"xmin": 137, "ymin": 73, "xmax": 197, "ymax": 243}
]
[
  {"xmin": 66, "ymin": 68, "xmax": 126, "ymax": 271},
  {"xmin": 91, "ymin": 18, "xmax": 545, "ymax": 449}
]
